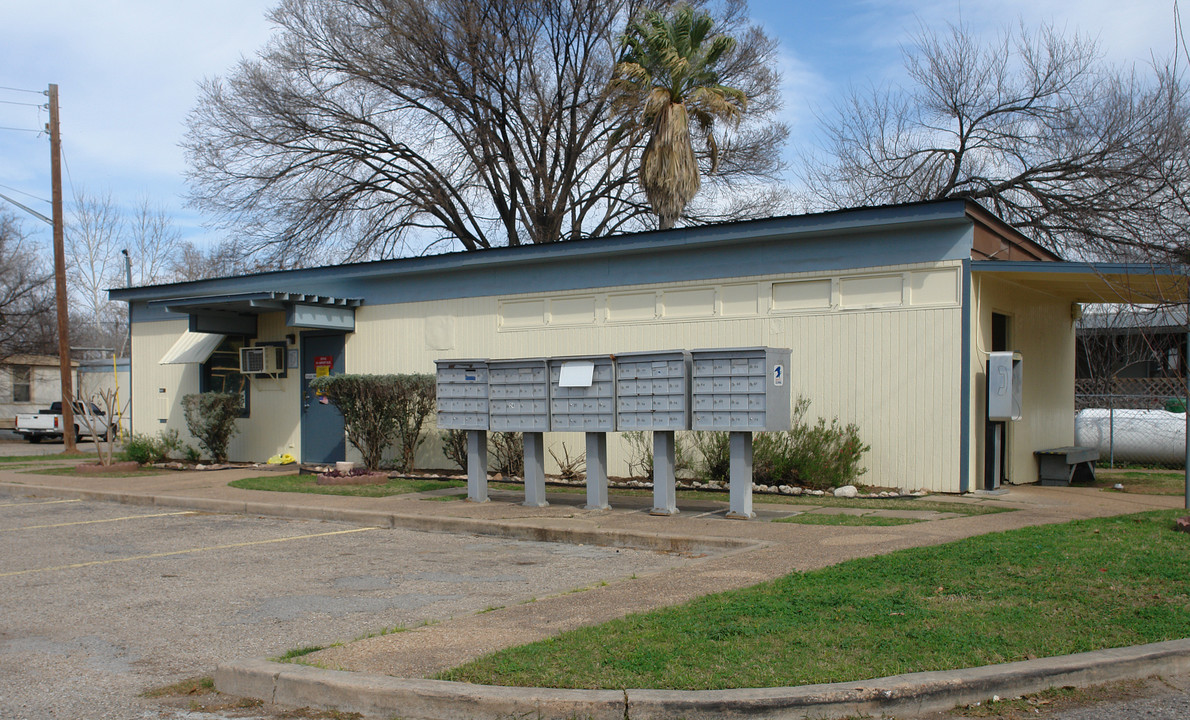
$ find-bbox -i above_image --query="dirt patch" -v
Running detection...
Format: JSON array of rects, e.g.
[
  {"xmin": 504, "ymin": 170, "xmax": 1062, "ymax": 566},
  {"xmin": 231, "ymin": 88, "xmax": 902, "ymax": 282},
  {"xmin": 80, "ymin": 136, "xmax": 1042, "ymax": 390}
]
[
  {"xmin": 74, "ymin": 461, "xmax": 142, "ymax": 474},
  {"xmin": 315, "ymin": 472, "xmax": 389, "ymax": 486}
]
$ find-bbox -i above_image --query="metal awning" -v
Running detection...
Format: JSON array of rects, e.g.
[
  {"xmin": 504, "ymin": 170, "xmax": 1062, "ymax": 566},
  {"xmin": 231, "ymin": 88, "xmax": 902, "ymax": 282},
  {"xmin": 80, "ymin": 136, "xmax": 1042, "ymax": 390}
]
[
  {"xmin": 971, "ymin": 261, "xmax": 1189, "ymax": 304},
  {"xmin": 147, "ymin": 291, "xmax": 364, "ymax": 333},
  {"xmin": 159, "ymin": 331, "xmax": 225, "ymax": 365},
  {"xmin": 149, "ymin": 291, "xmax": 362, "ymax": 315}
]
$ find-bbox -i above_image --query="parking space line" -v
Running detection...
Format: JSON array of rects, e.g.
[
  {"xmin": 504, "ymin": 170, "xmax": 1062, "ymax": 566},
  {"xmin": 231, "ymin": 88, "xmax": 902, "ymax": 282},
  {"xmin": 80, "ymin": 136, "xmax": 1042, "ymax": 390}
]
[
  {"xmin": 0, "ymin": 526, "xmax": 377, "ymax": 578},
  {"xmin": 0, "ymin": 499, "xmax": 82, "ymax": 508},
  {"xmin": 1, "ymin": 511, "xmax": 197, "ymax": 532}
]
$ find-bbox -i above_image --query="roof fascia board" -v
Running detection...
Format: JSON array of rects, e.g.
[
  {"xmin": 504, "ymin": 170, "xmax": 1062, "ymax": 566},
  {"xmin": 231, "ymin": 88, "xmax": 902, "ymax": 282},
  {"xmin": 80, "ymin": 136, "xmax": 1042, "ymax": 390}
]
[
  {"xmin": 972, "ymin": 260, "xmax": 1188, "ymax": 275},
  {"xmin": 962, "ymin": 202, "xmax": 1062, "ymax": 262}
]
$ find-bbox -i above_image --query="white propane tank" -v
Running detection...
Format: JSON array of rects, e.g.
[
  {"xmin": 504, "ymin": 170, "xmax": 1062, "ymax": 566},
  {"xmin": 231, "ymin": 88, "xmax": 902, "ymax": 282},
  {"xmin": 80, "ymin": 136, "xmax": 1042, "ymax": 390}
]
[{"xmin": 1075, "ymin": 408, "xmax": 1186, "ymax": 465}]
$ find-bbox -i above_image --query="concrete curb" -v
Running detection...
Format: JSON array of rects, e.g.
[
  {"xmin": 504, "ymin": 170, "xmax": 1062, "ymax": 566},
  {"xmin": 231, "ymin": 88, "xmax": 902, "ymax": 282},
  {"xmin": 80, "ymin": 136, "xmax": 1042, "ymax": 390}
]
[
  {"xmin": 216, "ymin": 638, "xmax": 1190, "ymax": 720},
  {"xmin": 0, "ymin": 481, "xmax": 759, "ymax": 555}
]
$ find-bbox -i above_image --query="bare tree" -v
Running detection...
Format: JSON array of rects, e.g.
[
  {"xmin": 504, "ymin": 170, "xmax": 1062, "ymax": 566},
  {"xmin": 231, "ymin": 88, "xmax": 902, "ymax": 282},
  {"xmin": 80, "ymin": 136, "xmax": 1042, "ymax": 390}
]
[
  {"xmin": 67, "ymin": 191, "xmax": 190, "ymax": 356},
  {"xmin": 1077, "ymin": 305, "xmax": 1185, "ymax": 391},
  {"xmin": 170, "ymin": 238, "xmax": 268, "ymax": 282},
  {"xmin": 0, "ymin": 211, "xmax": 55, "ymax": 360},
  {"xmin": 184, "ymin": 0, "xmax": 787, "ymax": 265},
  {"xmin": 802, "ymin": 21, "xmax": 1190, "ymax": 262},
  {"xmin": 66, "ymin": 189, "xmax": 123, "ymax": 337},
  {"xmin": 126, "ymin": 197, "xmax": 182, "ymax": 287}
]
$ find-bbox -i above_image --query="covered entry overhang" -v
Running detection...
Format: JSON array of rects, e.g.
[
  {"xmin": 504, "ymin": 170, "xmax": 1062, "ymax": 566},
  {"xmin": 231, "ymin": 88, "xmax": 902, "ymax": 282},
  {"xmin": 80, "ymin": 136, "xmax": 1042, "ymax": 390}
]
[
  {"xmin": 965, "ymin": 260, "xmax": 1189, "ymax": 494},
  {"xmin": 970, "ymin": 261, "xmax": 1190, "ymax": 304},
  {"xmin": 147, "ymin": 291, "xmax": 364, "ymax": 336}
]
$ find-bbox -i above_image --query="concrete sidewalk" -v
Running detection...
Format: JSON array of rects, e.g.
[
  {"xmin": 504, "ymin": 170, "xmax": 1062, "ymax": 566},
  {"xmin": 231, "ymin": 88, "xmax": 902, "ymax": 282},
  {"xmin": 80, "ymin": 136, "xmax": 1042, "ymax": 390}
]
[{"xmin": 0, "ymin": 461, "xmax": 1183, "ymax": 719}]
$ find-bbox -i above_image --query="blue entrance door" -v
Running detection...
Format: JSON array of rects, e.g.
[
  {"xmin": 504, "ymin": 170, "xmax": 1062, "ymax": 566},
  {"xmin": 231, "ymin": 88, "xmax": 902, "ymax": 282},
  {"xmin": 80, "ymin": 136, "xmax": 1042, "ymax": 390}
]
[{"xmin": 301, "ymin": 334, "xmax": 346, "ymax": 464}]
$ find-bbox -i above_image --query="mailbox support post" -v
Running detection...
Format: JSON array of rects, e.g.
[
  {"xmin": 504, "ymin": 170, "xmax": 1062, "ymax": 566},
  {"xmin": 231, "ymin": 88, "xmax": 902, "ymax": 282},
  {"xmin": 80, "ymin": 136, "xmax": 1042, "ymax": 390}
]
[
  {"xmin": 651, "ymin": 431, "xmax": 679, "ymax": 515},
  {"xmin": 726, "ymin": 431, "xmax": 755, "ymax": 519},
  {"xmin": 585, "ymin": 432, "xmax": 609, "ymax": 510},
  {"xmin": 523, "ymin": 432, "xmax": 548, "ymax": 507},
  {"xmin": 466, "ymin": 430, "xmax": 489, "ymax": 503}
]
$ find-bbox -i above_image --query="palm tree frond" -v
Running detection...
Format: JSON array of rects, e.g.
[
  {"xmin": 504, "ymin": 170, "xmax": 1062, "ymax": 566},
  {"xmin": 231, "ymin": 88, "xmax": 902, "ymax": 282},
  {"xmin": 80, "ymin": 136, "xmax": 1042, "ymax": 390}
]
[{"xmin": 612, "ymin": 3, "xmax": 748, "ymax": 228}]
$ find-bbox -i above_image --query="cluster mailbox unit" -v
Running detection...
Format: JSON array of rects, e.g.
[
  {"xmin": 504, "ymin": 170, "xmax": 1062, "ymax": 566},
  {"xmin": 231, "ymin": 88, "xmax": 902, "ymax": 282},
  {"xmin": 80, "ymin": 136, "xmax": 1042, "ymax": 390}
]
[
  {"xmin": 435, "ymin": 346, "xmax": 791, "ymax": 519},
  {"xmin": 434, "ymin": 359, "xmax": 491, "ymax": 501},
  {"xmin": 691, "ymin": 347, "xmax": 792, "ymax": 518},
  {"xmin": 487, "ymin": 359, "xmax": 551, "ymax": 506},
  {"xmin": 549, "ymin": 355, "xmax": 617, "ymax": 510},
  {"xmin": 613, "ymin": 350, "xmax": 691, "ymax": 515}
]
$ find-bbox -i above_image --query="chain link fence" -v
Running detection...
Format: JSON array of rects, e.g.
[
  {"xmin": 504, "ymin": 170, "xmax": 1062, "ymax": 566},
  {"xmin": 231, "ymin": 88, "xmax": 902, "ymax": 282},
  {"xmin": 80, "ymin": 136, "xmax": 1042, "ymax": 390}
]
[{"xmin": 1075, "ymin": 378, "xmax": 1187, "ymax": 467}]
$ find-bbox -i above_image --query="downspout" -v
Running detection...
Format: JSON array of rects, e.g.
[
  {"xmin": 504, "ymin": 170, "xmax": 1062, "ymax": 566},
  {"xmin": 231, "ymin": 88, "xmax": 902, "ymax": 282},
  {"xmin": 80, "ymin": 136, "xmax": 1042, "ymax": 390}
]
[{"xmin": 960, "ymin": 259, "xmax": 972, "ymax": 493}]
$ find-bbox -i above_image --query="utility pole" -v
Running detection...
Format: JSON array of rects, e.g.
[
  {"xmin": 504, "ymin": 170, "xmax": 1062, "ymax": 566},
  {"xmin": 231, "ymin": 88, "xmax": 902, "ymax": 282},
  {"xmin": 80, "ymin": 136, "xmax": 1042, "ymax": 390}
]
[{"xmin": 48, "ymin": 83, "xmax": 76, "ymax": 453}]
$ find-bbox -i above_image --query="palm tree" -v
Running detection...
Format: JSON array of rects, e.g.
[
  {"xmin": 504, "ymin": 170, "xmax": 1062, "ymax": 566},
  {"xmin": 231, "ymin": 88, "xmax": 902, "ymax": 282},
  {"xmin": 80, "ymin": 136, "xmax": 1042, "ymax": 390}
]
[{"xmin": 615, "ymin": 4, "xmax": 746, "ymax": 229}]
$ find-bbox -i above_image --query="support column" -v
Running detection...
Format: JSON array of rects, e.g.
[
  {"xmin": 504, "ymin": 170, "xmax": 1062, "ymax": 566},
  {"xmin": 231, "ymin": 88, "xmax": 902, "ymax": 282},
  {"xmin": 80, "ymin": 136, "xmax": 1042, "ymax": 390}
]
[
  {"xmin": 650, "ymin": 430, "xmax": 678, "ymax": 515},
  {"xmin": 466, "ymin": 430, "xmax": 489, "ymax": 503},
  {"xmin": 584, "ymin": 432, "xmax": 609, "ymax": 510},
  {"xmin": 523, "ymin": 431, "xmax": 548, "ymax": 507},
  {"xmin": 726, "ymin": 431, "xmax": 755, "ymax": 519}
]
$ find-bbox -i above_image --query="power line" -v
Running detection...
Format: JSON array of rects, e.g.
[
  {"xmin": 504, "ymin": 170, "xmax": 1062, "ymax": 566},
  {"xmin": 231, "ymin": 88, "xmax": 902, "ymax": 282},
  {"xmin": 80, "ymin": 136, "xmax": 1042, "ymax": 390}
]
[
  {"xmin": 0, "ymin": 183, "xmax": 50, "ymax": 204},
  {"xmin": 0, "ymin": 99, "xmax": 43, "ymax": 107},
  {"xmin": 61, "ymin": 145, "xmax": 77, "ymax": 198},
  {"xmin": 0, "ymin": 191, "xmax": 52, "ymax": 225},
  {"xmin": 0, "ymin": 125, "xmax": 40, "ymax": 133},
  {"xmin": 0, "ymin": 85, "xmax": 43, "ymax": 94}
]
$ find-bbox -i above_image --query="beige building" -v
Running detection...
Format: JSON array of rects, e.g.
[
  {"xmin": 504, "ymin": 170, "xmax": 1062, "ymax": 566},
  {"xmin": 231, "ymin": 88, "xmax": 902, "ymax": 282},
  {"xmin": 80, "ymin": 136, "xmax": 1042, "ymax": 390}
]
[
  {"xmin": 110, "ymin": 201, "xmax": 1186, "ymax": 493},
  {"xmin": 1, "ymin": 355, "xmax": 78, "ymax": 430}
]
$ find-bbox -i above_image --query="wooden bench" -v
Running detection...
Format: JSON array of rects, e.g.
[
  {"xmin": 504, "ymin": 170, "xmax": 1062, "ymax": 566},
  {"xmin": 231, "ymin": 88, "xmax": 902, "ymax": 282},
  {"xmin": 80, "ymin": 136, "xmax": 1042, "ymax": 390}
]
[{"xmin": 1034, "ymin": 446, "xmax": 1099, "ymax": 486}]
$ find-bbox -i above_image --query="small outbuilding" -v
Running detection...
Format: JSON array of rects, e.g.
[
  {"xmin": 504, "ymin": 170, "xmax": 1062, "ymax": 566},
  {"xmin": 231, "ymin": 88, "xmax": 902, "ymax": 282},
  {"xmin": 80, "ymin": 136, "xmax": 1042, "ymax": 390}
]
[
  {"xmin": 1, "ymin": 355, "xmax": 78, "ymax": 430},
  {"xmin": 109, "ymin": 200, "xmax": 1187, "ymax": 493}
]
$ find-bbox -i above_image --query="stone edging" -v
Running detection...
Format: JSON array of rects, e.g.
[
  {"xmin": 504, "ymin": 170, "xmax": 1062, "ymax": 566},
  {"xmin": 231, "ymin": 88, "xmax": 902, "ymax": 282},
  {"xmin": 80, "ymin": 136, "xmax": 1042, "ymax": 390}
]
[{"xmin": 215, "ymin": 638, "xmax": 1190, "ymax": 720}]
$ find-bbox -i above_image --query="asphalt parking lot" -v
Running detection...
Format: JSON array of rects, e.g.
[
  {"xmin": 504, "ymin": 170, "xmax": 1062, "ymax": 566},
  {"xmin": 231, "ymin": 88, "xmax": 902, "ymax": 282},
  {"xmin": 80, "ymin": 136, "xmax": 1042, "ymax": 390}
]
[{"xmin": 0, "ymin": 492, "xmax": 693, "ymax": 719}]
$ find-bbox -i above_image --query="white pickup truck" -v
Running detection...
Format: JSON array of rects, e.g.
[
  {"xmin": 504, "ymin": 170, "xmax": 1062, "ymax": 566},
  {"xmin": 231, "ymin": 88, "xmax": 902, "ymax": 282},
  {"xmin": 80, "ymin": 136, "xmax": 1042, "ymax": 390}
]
[{"xmin": 14, "ymin": 402, "xmax": 115, "ymax": 443}]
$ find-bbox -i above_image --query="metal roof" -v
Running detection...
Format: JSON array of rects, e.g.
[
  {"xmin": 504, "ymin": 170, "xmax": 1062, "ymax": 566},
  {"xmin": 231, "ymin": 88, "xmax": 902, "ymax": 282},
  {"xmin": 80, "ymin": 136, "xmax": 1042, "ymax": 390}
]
[
  {"xmin": 148, "ymin": 291, "xmax": 364, "ymax": 316},
  {"xmin": 111, "ymin": 200, "xmax": 986, "ymax": 305}
]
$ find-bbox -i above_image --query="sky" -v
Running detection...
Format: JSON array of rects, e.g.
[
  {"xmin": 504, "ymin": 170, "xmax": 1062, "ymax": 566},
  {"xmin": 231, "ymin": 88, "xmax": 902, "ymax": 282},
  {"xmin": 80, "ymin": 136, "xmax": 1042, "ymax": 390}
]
[{"xmin": 0, "ymin": 0, "xmax": 1182, "ymax": 259}]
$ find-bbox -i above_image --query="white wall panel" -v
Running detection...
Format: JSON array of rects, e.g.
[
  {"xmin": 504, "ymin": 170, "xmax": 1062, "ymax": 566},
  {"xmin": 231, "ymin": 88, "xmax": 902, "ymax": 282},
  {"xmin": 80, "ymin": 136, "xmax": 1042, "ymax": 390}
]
[
  {"xmin": 130, "ymin": 314, "xmax": 300, "ymax": 463},
  {"xmin": 347, "ymin": 259, "xmax": 965, "ymax": 491}
]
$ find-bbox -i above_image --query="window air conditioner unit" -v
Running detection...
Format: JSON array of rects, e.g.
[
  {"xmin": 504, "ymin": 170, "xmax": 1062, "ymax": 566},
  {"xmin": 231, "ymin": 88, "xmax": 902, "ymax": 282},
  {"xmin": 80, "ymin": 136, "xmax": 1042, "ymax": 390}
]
[{"xmin": 239, "ymin": 346, "xmax": 284, "ymax": 375}]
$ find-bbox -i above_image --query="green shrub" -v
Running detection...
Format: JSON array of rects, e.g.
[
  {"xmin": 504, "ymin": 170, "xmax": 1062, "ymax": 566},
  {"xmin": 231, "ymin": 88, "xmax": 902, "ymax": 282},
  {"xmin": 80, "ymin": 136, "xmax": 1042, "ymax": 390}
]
[
  {"xmin": 441, "ymin": 428, "xmax": 468, "ymax": 471},
  {"xmin": 390, "ymin": 374, "xmax": 436, "ymax": 471},
  {"xmin": 690, "ymin": 431, "xmax": 731, "ymax": 483},
  {"xmin": 624, "ymin": 431, "xmax": 653, "ymax": 477},
  {"xmin": 623, "ymin": 430, "xmax": 695, "ymax": 479},
  {"xmin": 751, "ymin": 396, "xmax": 871, "ymax": 490},
  {"xmin": 120, "ymin": 429, "xmax": 182, "ymax": 465},
  {"xmin": 181, "ymin": 392, "xmax": 243, "ymax": 464},
  {"xmin": 489, "ymin": 432, "xmax": 524, "ymax": 477},
  {"xmin": 309, "ymin": 373, "xmax": 436, "ymax": 471}
]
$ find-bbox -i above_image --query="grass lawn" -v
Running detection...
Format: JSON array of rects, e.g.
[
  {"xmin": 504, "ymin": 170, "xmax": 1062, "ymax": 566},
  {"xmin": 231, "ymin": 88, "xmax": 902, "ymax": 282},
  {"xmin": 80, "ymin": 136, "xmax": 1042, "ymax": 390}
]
[
  {"xmin": 0, "ymin": 452, "xmax": 87, "ymax": 464},
  {"xmin": 773, "ymin": 513, "xmax": 922, "ymax": 527},
  {"xmin": 1092, "ymin": 468, "xmax": 1187, "ymax": 496},
  {"xmin": 438, "ymin": 509, "xmax": 1190, "ymax": 690},
  {"xmin": 29, "ymin": 465, "xmax": 177, "ymax": 478},
  {"xmin": 229, "ymin": 473, "xmax": 465, "ymax": 497},
  {"xmin": 484, "ymin": 481, "xmax": 1008, "ymax": 518}
]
